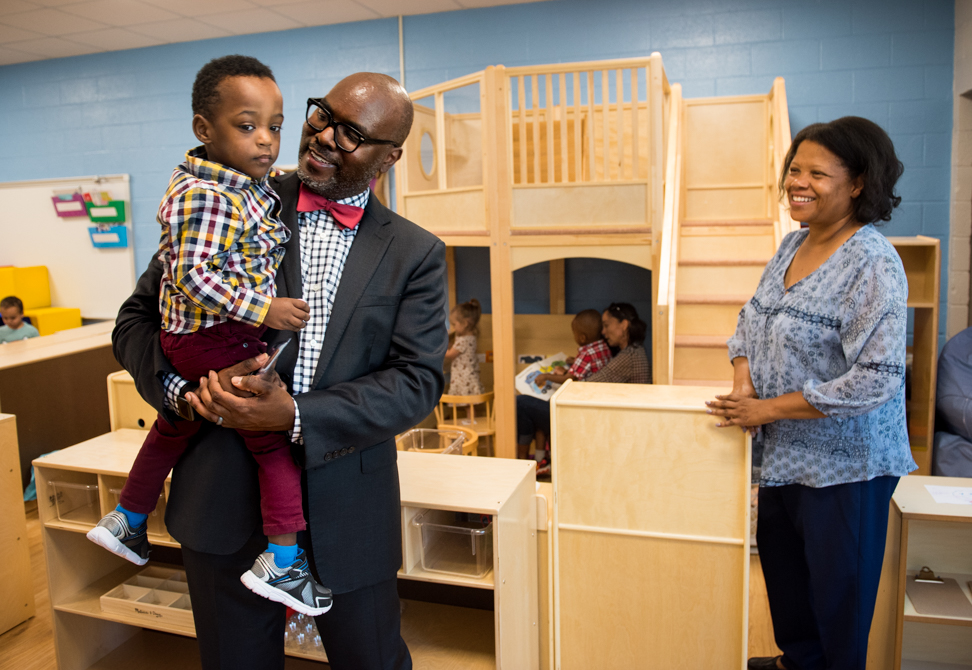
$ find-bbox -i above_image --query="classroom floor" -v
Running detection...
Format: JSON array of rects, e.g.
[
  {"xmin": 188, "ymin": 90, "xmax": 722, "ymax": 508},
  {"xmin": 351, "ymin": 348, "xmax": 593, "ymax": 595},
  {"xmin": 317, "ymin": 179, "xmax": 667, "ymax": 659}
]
[{"xmin": 0, "ymin": 502, "xmax": 781, "ymax": 670}]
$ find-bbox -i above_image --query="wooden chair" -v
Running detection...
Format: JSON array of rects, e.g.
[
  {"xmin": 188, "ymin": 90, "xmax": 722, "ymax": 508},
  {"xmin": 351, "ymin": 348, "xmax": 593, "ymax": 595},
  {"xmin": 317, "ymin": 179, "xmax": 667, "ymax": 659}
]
[{"xmin": 434, "ymin": 392, "xmax": 495, "ymax": 456}]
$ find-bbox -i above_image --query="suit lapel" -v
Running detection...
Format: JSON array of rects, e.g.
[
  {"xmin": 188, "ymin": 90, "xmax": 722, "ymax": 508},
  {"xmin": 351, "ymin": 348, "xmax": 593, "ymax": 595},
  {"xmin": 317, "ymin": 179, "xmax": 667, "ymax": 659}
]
[
  {"xmin": 272, "ymin": 172, "xmax": 303, "ymax": 301},
  {"xmin": 311, "ymin": 196, "xmax": 393, "ymax": 388}
]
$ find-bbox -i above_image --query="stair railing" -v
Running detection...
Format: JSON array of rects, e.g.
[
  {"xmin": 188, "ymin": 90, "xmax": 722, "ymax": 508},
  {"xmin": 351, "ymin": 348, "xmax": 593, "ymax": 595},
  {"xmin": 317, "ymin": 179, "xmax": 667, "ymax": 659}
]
[
  {"xmin": 653, "ymin": 83, "xmax": 683, "ymax": 385},
  {"xmin": 768, "ymin": 77, "xmax": 797, "ymax": 249}
]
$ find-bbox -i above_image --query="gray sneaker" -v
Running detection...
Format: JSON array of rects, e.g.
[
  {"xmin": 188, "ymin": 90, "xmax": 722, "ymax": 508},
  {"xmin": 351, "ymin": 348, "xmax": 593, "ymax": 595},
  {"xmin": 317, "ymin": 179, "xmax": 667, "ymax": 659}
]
[
  {"xmin": 86, "ymin": 510, "xmax": 150, "ymax": 566},
  {"xmin": 241, "ymin": 549, "xmax": 333, "ymax": 616}
]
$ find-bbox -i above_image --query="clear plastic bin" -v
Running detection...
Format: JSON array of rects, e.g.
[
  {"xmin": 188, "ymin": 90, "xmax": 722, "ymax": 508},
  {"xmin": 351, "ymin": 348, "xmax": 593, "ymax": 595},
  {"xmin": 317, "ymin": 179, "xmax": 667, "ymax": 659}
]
[
  {"xmin": 50, "ymin": 480, "xmax": 100, "ymax": 525},
  {"xmin": 396, "ymin": 428, "xmax": 465, "ymax": 454},
  {"xmin": 108, "ymin": 487, "xmax": 168, "ymax": 538},
  {"xmin": 411, "ymin": 509, "xmax": 493, "ymax": 578}
]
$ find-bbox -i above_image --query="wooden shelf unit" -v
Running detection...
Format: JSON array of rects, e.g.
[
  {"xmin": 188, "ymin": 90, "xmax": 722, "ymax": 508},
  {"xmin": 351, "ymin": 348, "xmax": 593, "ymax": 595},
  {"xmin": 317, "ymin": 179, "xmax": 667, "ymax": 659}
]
[
  {"xmin": 887, "ymin": 237, "xmax": 941, "ymax": 475},
  {"xmin": 868, "ymin": 475, "xmax": 972, "ymax": 670},
  {"xmin": 33, "ymin": 431, "xmax": 538, "ymax": 670}
]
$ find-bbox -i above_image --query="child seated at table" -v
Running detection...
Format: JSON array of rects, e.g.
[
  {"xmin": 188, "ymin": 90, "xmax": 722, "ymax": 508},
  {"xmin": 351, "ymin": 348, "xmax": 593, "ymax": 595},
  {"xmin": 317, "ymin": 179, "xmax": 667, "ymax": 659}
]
[
  {"xmin": 445, "ymin": 298, "xmax": 484, "ymax": 395},
  {"xmin": 86, "ymin": 55, "xmax": 331, "ymax": 617},
  {"xmin": 0, "ymin": 296, "xmax": 40, "ymax": 344},
  {"xmin": 533, "ymin": 309, "xmax": 612, "ymax": 387}
]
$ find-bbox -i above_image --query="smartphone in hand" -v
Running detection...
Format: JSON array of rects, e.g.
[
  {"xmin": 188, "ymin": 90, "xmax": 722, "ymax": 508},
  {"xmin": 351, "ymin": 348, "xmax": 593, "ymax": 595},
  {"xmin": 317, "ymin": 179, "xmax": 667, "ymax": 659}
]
[{"xmin": 253, "ymin": 339, "xmax": 290, "ymax": 376}]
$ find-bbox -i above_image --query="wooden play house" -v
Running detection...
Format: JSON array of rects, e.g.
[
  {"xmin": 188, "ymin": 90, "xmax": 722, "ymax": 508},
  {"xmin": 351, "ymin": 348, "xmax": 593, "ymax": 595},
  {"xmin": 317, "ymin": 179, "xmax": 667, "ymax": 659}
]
[{"xmin": 396, "ymin": 53, "xmax": 940, "ymax": 471}]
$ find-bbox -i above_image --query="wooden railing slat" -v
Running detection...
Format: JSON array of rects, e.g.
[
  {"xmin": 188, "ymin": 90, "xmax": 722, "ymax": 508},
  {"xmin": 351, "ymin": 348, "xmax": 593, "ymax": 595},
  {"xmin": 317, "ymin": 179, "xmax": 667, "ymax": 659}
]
[
  {"xmin": 434, "ymin": 91, "xmax": 447, "ymax": 190},
  {"xmin": 517, "ymin": 76, "xmax": 527, "ymax": 185},
  {"xmin": 573, "ymin": 71, "xmax": 582, "ymax": 184},
  {"xmin": 545, "ymin": 74, "xmax": 555, "ymax": 184},
  {"xmin": 631, "ymin": 67, "xmax": 640, "ymax": 180},
  {"xmin": 601, "ymin": 70, "xmax": 610, "ymax": 180},
  {"xmin": 587, "ymin": 71, "xmax": 595, "ymax": 182},
  {"xmin": 531, "ymin": 75, "xmax": 541, "ymax": 186},
  {"xmin": 616, "ymin": 69, "xmax": 625, "ymax": 179},
  {"xmin": 559, "ymin": 72, "xmax": 568, "ymax": 183}
]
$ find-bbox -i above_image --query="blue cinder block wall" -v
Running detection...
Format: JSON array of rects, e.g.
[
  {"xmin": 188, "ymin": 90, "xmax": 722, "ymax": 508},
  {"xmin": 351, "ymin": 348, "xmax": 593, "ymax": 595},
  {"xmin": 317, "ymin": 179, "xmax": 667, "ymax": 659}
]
[{"xmin": 0, "ymin": 0, "xmax": 955, "ymax": 336}]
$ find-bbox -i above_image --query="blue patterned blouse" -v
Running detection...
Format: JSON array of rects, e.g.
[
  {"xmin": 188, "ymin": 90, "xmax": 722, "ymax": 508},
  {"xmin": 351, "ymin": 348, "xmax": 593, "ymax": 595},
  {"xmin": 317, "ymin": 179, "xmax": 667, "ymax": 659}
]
[{"xmin": 726, "ymin": 225, "xmax": 917, "ymax": 488}]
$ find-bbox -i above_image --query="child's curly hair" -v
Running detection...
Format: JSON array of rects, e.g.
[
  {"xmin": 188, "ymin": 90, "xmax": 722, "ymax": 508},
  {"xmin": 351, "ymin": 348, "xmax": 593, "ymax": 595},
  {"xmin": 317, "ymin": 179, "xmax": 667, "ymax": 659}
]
[{"xmin": 452, "ymin": 298, "xmax": 482, "ymax": 336}]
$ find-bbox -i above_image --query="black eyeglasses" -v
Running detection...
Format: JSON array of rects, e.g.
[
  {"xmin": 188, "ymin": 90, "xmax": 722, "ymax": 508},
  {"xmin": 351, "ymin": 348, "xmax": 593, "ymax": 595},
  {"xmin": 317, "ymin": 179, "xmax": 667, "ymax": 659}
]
[{"xmin": 305, "ymin": 98, "xmax": 400, "ymax": 153}]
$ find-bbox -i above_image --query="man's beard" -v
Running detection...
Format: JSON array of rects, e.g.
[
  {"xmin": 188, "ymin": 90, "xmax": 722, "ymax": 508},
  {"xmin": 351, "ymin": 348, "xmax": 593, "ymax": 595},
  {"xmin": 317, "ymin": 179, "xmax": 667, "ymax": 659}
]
[{"xmin": 297, "ymin": 150, "xmax": 379, "ymax": 199}]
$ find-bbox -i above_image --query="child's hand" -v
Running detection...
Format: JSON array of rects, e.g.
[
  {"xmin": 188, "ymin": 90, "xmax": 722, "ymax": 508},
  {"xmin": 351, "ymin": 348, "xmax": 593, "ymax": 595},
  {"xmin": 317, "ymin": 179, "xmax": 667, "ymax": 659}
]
[{"xmin": 264, "ymin": 297, "xmax": 310, "ymax": 331}]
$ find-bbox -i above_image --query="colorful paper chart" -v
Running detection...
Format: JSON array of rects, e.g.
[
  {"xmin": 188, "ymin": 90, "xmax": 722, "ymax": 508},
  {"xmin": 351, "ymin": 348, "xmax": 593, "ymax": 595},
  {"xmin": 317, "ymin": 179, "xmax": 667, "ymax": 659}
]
[{"xmin": 51, "ymin": 193, "xmax": 88, "ymax": 217}]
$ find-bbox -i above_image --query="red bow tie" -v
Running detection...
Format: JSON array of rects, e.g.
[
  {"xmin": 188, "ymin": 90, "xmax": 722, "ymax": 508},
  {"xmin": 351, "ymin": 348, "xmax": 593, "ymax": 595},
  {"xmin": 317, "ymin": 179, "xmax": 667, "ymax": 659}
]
[{"xmin": 296, "ymin": 184, "xmax": 365, "ymax": 230}]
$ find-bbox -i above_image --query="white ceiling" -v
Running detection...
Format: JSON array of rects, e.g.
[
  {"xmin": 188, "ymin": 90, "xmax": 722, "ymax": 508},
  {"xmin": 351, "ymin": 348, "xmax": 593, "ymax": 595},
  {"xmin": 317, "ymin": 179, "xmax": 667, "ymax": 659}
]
[{"xmin": 0, "ymin": 0, "xmax": 548, "ymax": 67}]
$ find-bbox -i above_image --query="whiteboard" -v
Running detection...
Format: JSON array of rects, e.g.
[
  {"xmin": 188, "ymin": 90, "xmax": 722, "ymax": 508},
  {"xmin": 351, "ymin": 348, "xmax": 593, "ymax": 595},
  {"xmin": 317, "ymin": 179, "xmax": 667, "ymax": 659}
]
[{"xmin": 0, "ymin": 174, "xmax": 135, "ymax": 320}]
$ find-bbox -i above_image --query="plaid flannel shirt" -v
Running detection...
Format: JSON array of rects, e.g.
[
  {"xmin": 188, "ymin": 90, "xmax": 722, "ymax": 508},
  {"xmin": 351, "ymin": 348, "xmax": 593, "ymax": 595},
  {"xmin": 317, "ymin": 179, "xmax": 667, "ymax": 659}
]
[
  {"xmin": 586, "ymin": 344, "xmax": 652, "ymax": 384},
  {"xmin": 158, "ymin": 146, "xmax": 290, "ymax": 334},
  {"xmin": 567, "ymin": 339, "xmax": 612, "ymax": 380}
]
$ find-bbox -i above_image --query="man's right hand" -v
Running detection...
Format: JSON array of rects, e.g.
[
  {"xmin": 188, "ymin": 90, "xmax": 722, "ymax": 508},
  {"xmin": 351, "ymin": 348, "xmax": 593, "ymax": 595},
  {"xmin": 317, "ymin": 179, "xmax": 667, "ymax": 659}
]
[
  {"xmin": 213, "ymin": 353, "xmax": 269, "ymax": 399},
  {"xmin": 264, "ymin": 297, "xmax": 310, "ymax": 331}
]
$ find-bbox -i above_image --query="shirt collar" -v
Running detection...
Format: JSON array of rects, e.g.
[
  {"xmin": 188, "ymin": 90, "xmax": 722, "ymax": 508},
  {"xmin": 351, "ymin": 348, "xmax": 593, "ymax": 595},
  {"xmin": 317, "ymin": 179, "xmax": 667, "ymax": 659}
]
[{"xmin": 183, "ymin": 146, "xmax": 263, "ymax": 190}]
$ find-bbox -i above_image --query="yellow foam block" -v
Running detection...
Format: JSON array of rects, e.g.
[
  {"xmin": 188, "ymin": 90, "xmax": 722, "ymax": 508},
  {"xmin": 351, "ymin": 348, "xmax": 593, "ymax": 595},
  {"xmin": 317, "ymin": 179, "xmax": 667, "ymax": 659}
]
[
  {"xmin": 22, "ymin": 307, "xmax": 81, "ymax": 336},
  {"xmin": 0, "ymin": 266, "xmax": 51, "ymax": 309}
]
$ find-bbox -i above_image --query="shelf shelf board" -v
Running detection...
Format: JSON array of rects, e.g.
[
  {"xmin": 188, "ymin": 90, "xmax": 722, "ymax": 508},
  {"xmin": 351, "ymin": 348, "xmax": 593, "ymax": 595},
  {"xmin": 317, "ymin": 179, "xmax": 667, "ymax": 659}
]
[
  {"xmin": 903, "ymin": 573, "xmax": 972, "ymax": 628},
  {"xmin": 57, "ymin": 566, "xmax": 496, "ymax": 670},
  {"xmin": 398, "ymin": 565, "xmax": 495, "ymax": 590},
  {"xmin": 907, "ymin": 301, "xmax": 936, "ymax": 309}
]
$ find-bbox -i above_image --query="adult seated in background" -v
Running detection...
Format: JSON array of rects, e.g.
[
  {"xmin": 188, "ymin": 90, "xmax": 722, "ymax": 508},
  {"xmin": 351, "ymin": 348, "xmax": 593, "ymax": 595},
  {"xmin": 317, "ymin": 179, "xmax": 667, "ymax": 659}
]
[
  {"xmin": 516, "ymin": 302, "xmax": 651, "ymax": 473},
  {"xmin": 933, "ymin": 327, "xmax": 972, "ymax": 476},
  {"xmin": 707, "ymin": 116, "xmax": 914, "ymax": 670}
]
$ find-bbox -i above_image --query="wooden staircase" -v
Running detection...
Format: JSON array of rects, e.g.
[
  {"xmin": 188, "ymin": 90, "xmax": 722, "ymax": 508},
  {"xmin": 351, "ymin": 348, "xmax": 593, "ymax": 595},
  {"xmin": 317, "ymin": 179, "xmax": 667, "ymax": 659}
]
[{"xmin": 673, "ymin": 219, "xmax": 775, "ymax": 386}]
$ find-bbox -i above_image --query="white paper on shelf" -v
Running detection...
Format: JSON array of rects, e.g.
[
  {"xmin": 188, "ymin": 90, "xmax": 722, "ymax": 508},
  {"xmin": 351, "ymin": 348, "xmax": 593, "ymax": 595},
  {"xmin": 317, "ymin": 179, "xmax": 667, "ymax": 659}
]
[{"xmin": 924, "ymin": 485, "xmax": 972, "ymax": 505}]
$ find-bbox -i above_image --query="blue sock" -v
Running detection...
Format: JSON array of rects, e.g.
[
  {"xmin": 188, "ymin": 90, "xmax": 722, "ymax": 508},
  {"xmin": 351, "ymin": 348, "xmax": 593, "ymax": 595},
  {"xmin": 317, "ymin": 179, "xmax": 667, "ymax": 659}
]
[
  {"xmin": 268, "ymin": 543, "xmax": 299, "ymax": 569},
  {"xmin": 116, "ymin": 505, "xmax": 147, "ymax": 529}
]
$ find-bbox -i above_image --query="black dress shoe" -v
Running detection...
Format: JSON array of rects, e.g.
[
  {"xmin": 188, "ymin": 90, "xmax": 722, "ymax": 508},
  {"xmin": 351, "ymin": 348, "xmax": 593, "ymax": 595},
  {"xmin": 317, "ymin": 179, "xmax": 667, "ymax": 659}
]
[{"xmin": 748, "ymin": 657, "xmax": 783, "ymax": 670}]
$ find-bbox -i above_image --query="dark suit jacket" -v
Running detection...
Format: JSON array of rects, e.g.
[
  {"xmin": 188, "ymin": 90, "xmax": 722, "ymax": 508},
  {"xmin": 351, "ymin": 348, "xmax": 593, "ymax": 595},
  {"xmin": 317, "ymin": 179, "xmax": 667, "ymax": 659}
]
[{"xmin": 113, "ymin": 171, "xmax": 448, "ymax": 594}]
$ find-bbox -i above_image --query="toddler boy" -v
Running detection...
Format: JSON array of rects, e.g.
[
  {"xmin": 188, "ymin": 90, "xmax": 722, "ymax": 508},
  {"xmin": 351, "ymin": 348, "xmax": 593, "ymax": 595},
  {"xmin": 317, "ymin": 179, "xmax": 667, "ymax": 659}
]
[
  {"xmin": 87, "ymin": 55, "xmax": 331, "ymax": 616},
  {"xmin": 533, "ymin": 309, "xmax": 611, "ymax": 386},
  {"xmin": 0, "ymin": 296, "xmax": 40, "ymax": 343}
]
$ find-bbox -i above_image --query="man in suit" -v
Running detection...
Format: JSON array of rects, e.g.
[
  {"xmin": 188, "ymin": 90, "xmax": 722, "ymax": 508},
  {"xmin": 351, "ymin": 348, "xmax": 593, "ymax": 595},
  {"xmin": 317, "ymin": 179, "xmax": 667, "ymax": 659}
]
[{"xmin": 112, "ymin": 72, "xmax": 447, "ymax": 670}]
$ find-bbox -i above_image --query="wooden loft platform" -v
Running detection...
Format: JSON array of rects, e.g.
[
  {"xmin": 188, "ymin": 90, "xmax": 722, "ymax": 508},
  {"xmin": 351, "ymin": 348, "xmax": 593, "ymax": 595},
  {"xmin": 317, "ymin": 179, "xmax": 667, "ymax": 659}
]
[{"xmin": 395, "ymin": 57, "xmax": 938, "ymax": 469}]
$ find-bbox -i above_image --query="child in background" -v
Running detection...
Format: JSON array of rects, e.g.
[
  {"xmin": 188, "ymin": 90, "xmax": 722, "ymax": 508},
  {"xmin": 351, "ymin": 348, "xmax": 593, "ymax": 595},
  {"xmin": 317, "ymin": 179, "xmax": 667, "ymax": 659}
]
[
  {"xmin": 523, "ymin": 309, "xmax": 612, "ymax": 470},
  {"xmin": 86, "ymin": 55, "xmax": 331, "ymax": 617},
  {"xmin": 0, "ymin": 296, "xmax": 40, "ymax": 343},
  {"xmin": 445, "ymin": 298, "xmax": 484, "ymax": 395},
  {"xmin": 533, "ymin": 309, "xmax": 612, "ymax": 386}
]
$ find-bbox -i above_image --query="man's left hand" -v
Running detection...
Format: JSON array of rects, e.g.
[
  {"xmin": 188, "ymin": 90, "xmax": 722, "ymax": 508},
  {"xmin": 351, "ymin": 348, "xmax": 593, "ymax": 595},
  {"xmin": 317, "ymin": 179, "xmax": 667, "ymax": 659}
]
[{"xmin": 187, "ymin": 369, "xmax": 296, "ymax": 432}]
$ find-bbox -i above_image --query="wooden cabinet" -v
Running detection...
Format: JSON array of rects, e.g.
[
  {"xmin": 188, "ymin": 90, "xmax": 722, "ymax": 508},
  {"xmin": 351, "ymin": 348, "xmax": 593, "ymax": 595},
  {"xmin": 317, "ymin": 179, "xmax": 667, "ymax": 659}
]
[
  {"xmin": 549, "ymin": 381, "xmax": 752, "ymax": 669},
  {"xmin": 868, "ymin": 475, "xmax": 972, "ymax": 669},
  {"xmin": 888, "ymin": 237, "xmax": 941, "ymax": 476},
  {"xmin": 33, "ymin": 430, "xmax": 538, "ymax": 670},
  {"xmin": 0, "ymin": 413, "xmax": 35, "ymax": 635}
]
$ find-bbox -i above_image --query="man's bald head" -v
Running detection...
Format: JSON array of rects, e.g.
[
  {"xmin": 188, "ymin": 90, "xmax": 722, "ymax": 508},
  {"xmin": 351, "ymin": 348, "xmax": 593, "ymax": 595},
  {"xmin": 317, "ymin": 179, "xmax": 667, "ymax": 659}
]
[{"xmin": 331, "ymin": 72, "xmax": 414, "ymax": 145}]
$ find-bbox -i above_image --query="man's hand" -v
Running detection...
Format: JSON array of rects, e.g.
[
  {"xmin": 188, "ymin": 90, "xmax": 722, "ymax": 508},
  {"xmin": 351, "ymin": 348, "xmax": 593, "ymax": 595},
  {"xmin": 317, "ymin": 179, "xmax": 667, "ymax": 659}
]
[
  {"xmin": 264, "ymin": 297, "xmax": 310, "ymax": 332},
  {"xmin": 214, "ymin": 353, "xmax": 268, "ymax": 399},
  {"xmin": 186, "ymin": 363, "xmax": 296, "ymax": 432}
]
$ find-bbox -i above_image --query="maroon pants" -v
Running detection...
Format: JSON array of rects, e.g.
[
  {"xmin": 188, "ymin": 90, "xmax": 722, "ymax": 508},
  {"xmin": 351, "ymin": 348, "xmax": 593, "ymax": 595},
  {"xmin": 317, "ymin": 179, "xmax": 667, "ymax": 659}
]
[{"xmin": 119, "ymin": 320, "xmax": 306, "ymax": 536}]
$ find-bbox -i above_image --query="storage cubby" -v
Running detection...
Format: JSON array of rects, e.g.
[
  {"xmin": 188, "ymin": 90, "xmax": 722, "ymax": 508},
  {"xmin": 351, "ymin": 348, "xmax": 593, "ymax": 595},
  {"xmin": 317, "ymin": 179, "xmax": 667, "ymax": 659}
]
[
  {"xmin": 868, "ymin": 475, "xmax": 972, "ymax": 669},
  {"xmin": 34, "ymin": 429, "xmax": 538, "ymax": 669}
]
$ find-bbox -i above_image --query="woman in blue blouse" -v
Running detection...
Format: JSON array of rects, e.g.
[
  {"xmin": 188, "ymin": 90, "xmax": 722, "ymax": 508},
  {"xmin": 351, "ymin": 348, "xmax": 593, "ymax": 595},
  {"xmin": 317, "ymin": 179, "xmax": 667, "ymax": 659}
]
[{"xmin": 707, "ymin": 116, "xmax": 915, "ymax": 670}]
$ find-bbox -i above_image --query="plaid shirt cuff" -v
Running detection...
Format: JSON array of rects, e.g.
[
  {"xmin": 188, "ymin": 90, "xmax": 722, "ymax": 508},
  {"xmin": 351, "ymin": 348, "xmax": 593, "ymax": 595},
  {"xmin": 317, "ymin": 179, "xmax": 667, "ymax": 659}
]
[
  {"xmin": 289, "ymin": 397, "xmax": 303, "ymax": 445},
  {"xmin": 161, "ymin": 372, "xmax": 187, "ymax": 411}
]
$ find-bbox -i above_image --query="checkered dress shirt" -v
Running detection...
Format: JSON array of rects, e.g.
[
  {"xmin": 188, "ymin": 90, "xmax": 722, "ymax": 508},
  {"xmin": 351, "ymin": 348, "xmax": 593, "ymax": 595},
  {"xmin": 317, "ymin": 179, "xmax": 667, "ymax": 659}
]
[
  {"xmin": 164, "ymin": 185, "xmax": 370, "ymax": 445},
  {"xmin": 158, "ymin": 146, "xmax": 289, "ymax": 334}
]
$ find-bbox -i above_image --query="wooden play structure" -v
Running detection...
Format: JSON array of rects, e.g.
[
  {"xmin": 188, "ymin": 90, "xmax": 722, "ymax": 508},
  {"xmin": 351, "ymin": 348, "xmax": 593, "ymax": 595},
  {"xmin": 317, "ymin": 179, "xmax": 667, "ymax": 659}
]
[{"xmin": 396, "ymin": 53, "xmax": 941, "ymax": 473}]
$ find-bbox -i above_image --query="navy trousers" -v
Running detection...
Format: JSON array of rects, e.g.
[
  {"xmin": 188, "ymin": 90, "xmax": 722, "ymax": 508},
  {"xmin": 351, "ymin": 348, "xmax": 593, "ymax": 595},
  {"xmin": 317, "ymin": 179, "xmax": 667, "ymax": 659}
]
[
  {"xmin": 516, "ymin": 394, "xmax": 551, "ymax": 444},
  {"xmin": 757, "ymin": 476, "xmax": 898, "ymax": 670}
]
